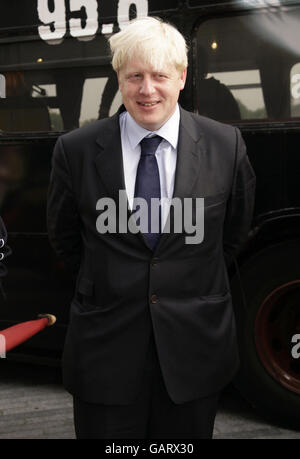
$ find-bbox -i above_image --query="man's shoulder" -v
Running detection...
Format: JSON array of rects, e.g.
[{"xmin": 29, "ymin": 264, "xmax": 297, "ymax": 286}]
[
  {"xmin": 181, "ymin": 107, "xmax": 236, "ymax": 135},
  {"xmin": 180, "ymin": 107, "xmax": 237, "ymax": 147},
  {"xmin": 59, "ymin": 116, "xmax": 117, "ymax": 148}
]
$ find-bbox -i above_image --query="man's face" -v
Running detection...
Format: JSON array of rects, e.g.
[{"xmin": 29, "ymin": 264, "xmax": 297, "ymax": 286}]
[{"xmin": 118, "ymin": 55, "xmax": 187, "ymax": 131}]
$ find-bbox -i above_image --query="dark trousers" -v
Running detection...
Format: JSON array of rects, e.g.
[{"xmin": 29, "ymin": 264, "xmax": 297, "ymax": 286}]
[{"xmin": 73, "ymin": 335, "xmax": 219, "ymax": 439}]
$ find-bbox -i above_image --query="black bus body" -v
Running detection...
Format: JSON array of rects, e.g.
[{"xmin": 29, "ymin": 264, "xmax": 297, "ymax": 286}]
[{"xmin": 0, "ymin": 0, "xmax": 299, "ymax": 427}]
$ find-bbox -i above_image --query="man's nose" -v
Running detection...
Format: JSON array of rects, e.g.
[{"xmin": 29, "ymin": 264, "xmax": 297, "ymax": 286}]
[{"xmin": 140, "ymin": 76, "xmax": 155, "ymax": 95}]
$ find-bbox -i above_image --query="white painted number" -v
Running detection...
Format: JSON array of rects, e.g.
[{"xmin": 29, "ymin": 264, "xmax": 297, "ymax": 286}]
[
  {"xmin": 69, "ymin": 0, "xmax": 98, "ymax": 41},
  {"xmin": 37, "ymin": 0, "xmax": 149, "ymax": 43},
  {"xmin": 118, "ymin": 0, "xmax": 149, "ymax": 30},
  {"xmin": 37, "ymin": 0, "xmax": 66, "ymax": 45}
]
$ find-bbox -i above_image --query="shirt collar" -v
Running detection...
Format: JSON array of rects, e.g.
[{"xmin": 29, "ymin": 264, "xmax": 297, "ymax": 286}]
[{"xmin": 124, "ymin": 104, "xmax": 180, "ymax": 150}]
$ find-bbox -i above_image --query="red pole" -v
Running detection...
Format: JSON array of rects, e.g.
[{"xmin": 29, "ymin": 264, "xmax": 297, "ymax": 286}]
[{"xmin": 0, "ymin": 314, "xmax": 56, "ymax": 355}]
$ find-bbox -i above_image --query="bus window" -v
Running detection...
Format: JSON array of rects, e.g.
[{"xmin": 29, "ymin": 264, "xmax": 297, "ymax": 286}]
[
  {"xmin": 195, "ymin": 6, "xmax": 300, "ymax": 123},
  {"xmin": 80, "ymin": 76, "xmax": 122, "ymax": 127},
  {"xmin": 32, "ymin": 83, "xmax": 63, "ymax": 131},
  {"xmin": 0, "ymin": 67, "xmax": 122, "ymax": 133},
  {"xmin": 0, "ymin": 71, "xmax": 51, "ymax": 132},
  {"xmin": 0, "ymin": 10, "xmax": 121, "ymax": 134},
  {"xmin": 204, "ymin": 69, "xmax": 267, "ymax": 120}
]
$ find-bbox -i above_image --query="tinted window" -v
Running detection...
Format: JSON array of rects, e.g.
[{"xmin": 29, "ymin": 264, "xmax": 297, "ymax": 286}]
[
  {"xmin": 0, "ymin": 68, "xmax": 122, "ymax": 132},
  {"xmin": 196, "ymin": 6, "xmax": 300, "ymax": 122}
]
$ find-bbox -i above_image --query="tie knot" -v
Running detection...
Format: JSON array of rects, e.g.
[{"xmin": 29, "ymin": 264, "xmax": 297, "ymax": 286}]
[{"xmin": 140, "ymin": 135, "xmax": 162, "ymax": 156}]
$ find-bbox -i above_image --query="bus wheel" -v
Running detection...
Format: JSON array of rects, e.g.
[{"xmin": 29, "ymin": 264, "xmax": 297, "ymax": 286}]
[{"xmin": 232, "ymin": 240, "xmax": 300, "ymax": 428}]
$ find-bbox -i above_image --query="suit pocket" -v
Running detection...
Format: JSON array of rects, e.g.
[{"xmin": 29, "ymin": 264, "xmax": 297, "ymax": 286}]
[
  {"xmin": 204, "ymin": 191, "xmax": 227, "ymax": 209},
  {"xmin": 199, "ymin": 291, "xmax": 231, "ymax": 302}
]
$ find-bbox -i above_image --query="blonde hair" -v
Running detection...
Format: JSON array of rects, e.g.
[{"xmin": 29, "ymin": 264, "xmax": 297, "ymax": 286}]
[{"xmin": 109, "ymin": 17, "xmax": 188, "ymax": 74}]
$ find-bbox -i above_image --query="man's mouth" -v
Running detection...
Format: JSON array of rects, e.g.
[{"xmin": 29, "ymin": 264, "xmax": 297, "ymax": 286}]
[{"xmin": 137, "ymin": 101, "xmax": 160, "ymax": 107}]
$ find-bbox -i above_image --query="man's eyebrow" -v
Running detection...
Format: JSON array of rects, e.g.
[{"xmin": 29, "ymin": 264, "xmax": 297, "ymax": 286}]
[{"xmin": 125, "ymin": 70, "xmax": 141, "ymax": 76}]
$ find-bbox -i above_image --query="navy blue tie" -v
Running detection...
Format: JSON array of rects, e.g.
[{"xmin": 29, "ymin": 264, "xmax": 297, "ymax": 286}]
[{"xmin": 134, "ymin": 135, "xmax": 162, "ymax": 250}]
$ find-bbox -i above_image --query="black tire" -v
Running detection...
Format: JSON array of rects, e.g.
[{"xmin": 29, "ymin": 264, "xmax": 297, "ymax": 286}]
[{"xmin": 231, "ymin": 240, "xmax": 300, "ymax": 428}]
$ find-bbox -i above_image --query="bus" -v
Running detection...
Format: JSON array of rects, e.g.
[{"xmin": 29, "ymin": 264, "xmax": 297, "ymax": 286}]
[{"xmin": 0, "ymin": 0, "xmax": 299, "ymax": 428}]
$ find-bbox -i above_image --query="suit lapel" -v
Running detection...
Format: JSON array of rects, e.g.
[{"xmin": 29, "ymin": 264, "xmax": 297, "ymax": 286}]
[
  {"xmin": 172, "ymin": 107, "xmax": 203, "ymax": 200},
  {"xmin": 94, "ymin": 110, "xmax": 125, "ymax": 203},
  {"xmin": 156, "ymin": 108, "xmax": 204, "ymax": 253}
]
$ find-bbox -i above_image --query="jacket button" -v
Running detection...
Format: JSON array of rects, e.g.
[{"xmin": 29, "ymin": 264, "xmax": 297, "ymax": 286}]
[
  {"xmin": 150, "ymin": 294, "xmax": 158, "ymax": 304},
  {"xmin": 151, "ymin": 258, "xmax": 159, "ymax": 266}
]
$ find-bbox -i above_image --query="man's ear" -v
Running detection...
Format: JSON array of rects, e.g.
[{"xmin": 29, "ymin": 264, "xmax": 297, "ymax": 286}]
[
  {"xmin": 117, "ymin": 71, "xmax": 123, "ymax": 90},
  {"xmin": 179, "ymin": 68, "xmax": 187, "ymax": 90}
]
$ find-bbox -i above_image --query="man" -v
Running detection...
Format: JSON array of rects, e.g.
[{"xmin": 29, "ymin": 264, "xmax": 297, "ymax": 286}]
[
  {"xmin": 197, "ymin": 46, "xmax": 241, "ymax": 122},
  {"xmin": 47, "ymin": 17, "xmax": 256, "ymax": 439}
]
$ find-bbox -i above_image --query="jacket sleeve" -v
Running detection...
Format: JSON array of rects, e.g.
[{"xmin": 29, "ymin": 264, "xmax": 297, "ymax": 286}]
[
  {"xmin": 223, "ymin": 127, "xmax": 256, "ymax": 261},
  {"xmin": 47, "ymin": 136, "xmax": 81, "ymax": 276}
]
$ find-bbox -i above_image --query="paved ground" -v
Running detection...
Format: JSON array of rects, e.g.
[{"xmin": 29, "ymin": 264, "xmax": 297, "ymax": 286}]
[{"xmin": 0, "ymin": 360, "xmax": 299, "ymax": 439}]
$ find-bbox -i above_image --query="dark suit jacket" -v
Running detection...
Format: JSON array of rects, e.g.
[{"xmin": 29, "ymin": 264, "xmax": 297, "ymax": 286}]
[{"xmin": 47, "ymin": 106, "xmax": 256, "ymax": 405}]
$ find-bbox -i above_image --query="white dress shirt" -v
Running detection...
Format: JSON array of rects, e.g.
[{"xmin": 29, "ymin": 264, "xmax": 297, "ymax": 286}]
[{"xmin": 119, "ymin": 104, "xmax": 180, "ymax": 229}]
